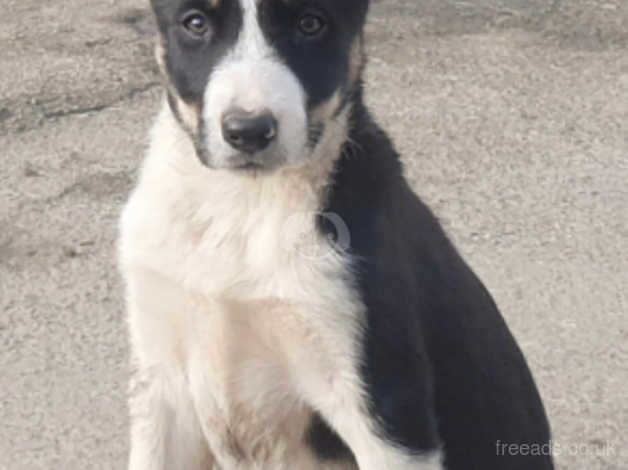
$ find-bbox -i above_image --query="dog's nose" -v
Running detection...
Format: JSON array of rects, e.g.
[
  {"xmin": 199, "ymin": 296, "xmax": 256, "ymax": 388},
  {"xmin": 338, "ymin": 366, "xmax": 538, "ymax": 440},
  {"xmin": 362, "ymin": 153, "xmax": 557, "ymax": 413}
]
[{"xmin": 221, "ymin": 109, "xmax": 277, "ymax": 154}]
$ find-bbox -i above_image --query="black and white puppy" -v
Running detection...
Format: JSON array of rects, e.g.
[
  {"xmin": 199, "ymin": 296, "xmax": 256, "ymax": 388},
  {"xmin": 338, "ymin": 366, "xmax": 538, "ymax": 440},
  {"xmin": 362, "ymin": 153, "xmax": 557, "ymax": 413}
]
[{"xmin": 119, "ymin": 1, "xmax": 554, "ymax": 469}]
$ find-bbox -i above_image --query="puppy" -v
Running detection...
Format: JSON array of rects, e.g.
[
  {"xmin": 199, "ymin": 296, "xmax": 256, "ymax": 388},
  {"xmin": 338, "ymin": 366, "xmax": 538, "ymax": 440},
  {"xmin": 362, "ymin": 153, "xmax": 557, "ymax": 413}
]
[{"xmin": 119, "ymin": 1, "xmax": 554, "ymax": 469}]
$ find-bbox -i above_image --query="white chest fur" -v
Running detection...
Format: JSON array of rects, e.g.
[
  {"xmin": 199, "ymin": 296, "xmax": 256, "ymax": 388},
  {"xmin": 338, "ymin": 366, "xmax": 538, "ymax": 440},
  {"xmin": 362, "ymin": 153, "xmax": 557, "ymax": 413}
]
[{"xmin": 119, "ymin": 106, "xmax": 364, "ymax": 468}]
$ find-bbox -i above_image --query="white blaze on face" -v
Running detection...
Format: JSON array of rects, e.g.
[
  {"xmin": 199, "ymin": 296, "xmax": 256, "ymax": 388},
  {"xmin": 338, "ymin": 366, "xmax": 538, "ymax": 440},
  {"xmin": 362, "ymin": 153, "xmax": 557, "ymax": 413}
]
[{"xmin": 203, "ymin": 0, "xmax": 308, "ymax": 168}]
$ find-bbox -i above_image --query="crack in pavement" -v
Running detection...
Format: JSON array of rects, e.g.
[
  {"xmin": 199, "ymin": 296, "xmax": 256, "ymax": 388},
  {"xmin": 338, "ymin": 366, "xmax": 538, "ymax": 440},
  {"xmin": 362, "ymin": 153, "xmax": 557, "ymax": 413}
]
[
  {"xmin": 0, "ymin": 80, "xmax": 161, "ymax": 136},
  {"xmin": 41, "ymin": 82, "xmax": 161, "ymax": 121}
]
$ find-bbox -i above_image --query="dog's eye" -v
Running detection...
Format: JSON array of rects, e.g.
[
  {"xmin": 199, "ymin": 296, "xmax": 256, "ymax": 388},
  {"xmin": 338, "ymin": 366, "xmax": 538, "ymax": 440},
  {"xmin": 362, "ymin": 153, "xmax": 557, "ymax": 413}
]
[
  {"xmin": 181, "ymin": 11, "xmax": 210, "ymax": 37},
  {"xmin": 297, "ymin": 13, "xmax": 326, "ymax": 37}
]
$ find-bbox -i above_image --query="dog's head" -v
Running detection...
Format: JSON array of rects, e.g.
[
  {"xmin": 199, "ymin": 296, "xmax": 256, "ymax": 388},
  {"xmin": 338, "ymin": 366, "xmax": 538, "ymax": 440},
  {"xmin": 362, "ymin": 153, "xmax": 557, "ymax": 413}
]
[{"xmin": 151, "ymin": 0, "xmax": 370, "ymax": 173}]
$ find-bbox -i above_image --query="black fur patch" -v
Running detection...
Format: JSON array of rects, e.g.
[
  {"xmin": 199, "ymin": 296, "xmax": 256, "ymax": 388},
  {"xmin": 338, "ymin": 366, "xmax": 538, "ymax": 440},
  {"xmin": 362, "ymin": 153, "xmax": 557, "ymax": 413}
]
[
  {"xmin": 305, "ymin": 413, "xmax": 355, "ymax": 463},
  {"xmin": 318, "ymin": 94, "xmax": 554, "ymax": 469},
  {"xmin": 151, "ymin": 0, "xmax": 243, "ymax": 105},
  {"xmin": 257, "ymin": 0, "xmax": 368, "ymax": 110}
]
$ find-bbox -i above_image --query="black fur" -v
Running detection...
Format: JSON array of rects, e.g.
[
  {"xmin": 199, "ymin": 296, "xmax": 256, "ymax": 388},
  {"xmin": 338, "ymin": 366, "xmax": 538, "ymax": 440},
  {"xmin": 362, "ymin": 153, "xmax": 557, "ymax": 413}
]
[
  {"xmin": 152, "ymin": 0, "xmax": 243, "ymax": 104},
  {"xmin": 306, "ymin": 413, "xmax": 354, "ymax": 462},
  {"xmin": 311, "ymin": 88, "xmax": 554, "ymax": 469},
  {"xmin": 257, "ymin": 0, "xmax": 368, "ymax": 109}
]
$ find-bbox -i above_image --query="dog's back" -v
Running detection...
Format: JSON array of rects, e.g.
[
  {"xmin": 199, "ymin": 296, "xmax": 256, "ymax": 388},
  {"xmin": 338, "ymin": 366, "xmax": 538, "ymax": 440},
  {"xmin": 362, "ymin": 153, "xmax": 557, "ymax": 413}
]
[{"xmin": 321, "ymin": 100, "xmax": 553, "ymax": 469}]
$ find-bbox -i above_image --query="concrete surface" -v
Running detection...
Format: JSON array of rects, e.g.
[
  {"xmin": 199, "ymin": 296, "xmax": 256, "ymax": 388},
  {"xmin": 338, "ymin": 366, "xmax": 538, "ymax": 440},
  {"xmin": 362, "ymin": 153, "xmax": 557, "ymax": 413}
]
[{"xmin": 1, "ymin": 0, "xmax": 627, "ymax": 468}]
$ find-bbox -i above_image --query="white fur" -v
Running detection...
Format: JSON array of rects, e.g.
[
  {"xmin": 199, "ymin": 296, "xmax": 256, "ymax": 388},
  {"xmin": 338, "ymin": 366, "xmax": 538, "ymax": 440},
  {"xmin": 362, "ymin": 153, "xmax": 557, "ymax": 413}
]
[
  {"xmin": 203, "ymin": 0, "xmax": 308, "ymax": 169},
  {"xmin": 121, "ymin": 102, "xmax": 442, "ymax": 469}
]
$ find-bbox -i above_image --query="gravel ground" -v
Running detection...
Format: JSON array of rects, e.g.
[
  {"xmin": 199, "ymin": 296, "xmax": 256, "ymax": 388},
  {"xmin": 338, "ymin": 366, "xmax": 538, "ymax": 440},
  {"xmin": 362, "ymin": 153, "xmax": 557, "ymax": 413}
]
[{"xmin": 1, "ymin": 0, "xmax": 627, "ymax": 469}]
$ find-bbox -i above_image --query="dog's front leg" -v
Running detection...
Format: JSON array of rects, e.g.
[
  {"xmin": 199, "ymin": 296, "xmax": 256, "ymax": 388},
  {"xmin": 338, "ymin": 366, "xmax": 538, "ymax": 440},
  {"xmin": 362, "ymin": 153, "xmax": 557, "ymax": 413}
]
[
  {"xmin": 124, "ymin": 268, "xmax": 213, "ymax": 470},
  {"xmin": 127, "ymin": 365, "xmax": 213, "ymax": 470},
  {"xmin": 323, "ymin": 403, "xmax": 442, "ymax": 470},
  {"xmin": 300, "ymin": 366, "xmax": 443, "ymax": 470},
  {"xmin": 317, "ymin": 397, "xmax": 442, "ymax": 470}
]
